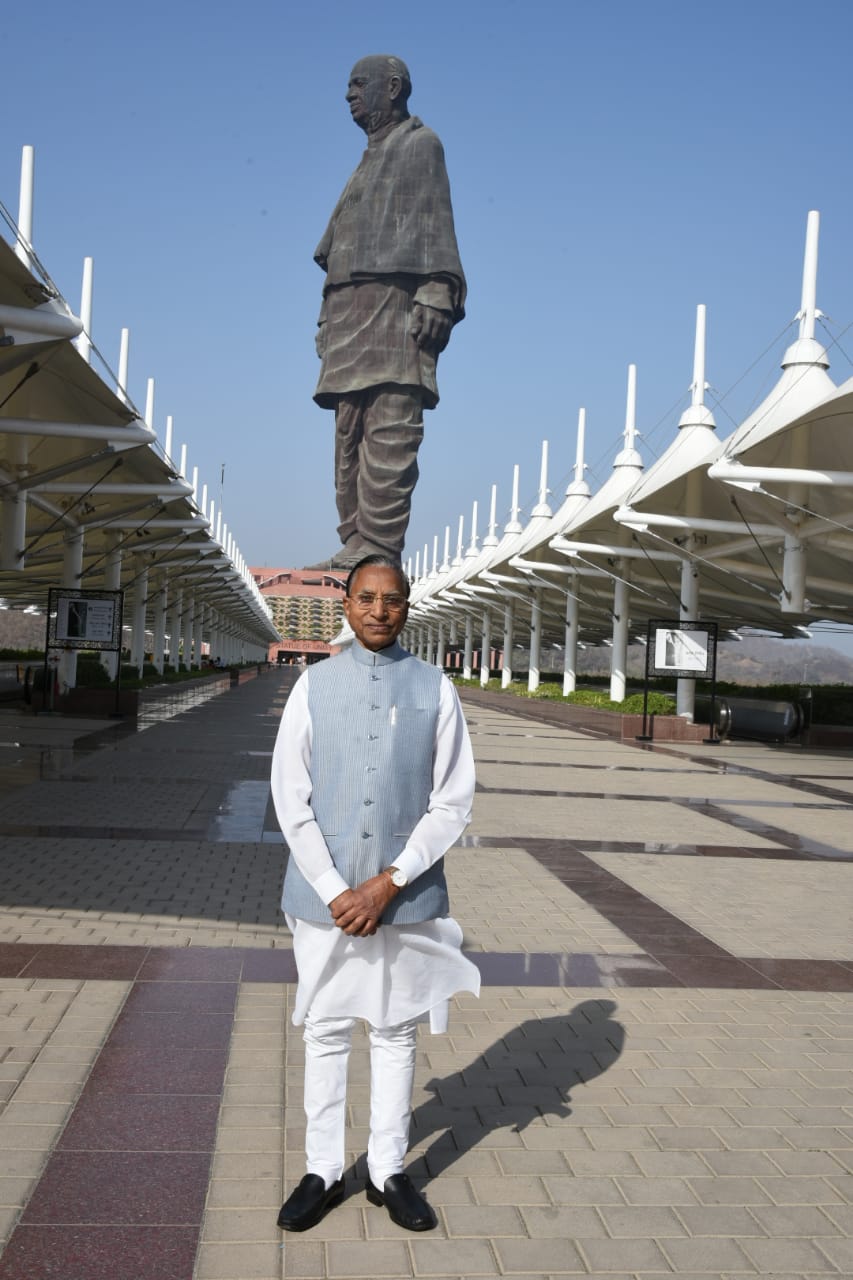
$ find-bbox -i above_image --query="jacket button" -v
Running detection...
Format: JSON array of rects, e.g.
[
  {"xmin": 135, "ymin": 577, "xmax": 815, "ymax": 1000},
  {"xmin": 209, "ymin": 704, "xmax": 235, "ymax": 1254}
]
[
  {"xmin": 363, "ymin": 799, "xmax": 373, "ymax": 806},
  {"xmin": 361, "ymin": 832, "xmax": 370, "ymax": 839}
]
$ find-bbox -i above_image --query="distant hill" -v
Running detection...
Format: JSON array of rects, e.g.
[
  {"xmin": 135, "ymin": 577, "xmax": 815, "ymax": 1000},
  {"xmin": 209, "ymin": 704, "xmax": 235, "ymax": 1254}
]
[
  {"xmin": 516, "ymin": 637, "xmax": 853, "ymax": 685},
  {"xmin": 572, "ymin": 638, "xmax": 853, "ymax": 685}
]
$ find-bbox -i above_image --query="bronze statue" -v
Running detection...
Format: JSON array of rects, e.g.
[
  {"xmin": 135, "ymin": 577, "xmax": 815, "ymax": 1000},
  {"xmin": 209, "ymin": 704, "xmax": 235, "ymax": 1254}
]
[{"xmin": 313, "ymin": 55, "xmax": 466, "ymax": 568}]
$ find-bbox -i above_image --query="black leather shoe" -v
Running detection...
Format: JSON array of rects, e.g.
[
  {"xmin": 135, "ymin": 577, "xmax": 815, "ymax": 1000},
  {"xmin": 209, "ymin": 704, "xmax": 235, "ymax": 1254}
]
[
  {"xmin": 277, "ymin": 1174, "xmax": 345, "ymax": 1231},
  {"xmin": 366, "ymin": 1173, "xmax": 436, "ymax": 1231}
]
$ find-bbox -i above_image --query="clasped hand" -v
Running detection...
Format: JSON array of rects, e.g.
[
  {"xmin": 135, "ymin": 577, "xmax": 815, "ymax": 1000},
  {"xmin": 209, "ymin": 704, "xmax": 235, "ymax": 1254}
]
[
  {"xmin": 329, "ymin": 873, "xmax": 397, "ymax": 937},
  {"xmin": 411, "ymin": 302, "xmax": 452, "ymax": 355}
]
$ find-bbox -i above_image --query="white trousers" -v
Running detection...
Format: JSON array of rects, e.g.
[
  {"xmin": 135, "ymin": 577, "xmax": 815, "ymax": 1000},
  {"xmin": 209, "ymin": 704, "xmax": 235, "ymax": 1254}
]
[{"xmin": 303, "ymin": 1013, "xmax": 418, "ymax": 1189}]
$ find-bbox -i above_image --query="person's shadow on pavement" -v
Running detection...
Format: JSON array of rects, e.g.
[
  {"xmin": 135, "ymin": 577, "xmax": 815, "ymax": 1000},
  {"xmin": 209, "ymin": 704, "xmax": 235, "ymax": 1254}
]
[{"xmin": 406, "ymin": 999, "xmax": 625, "ymax": 1182}]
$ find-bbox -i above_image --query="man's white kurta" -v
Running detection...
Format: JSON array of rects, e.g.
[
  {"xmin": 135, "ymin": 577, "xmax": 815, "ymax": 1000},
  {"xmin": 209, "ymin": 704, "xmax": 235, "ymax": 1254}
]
[{"xmin": 272, "ymin": 670, "xmax": 480, "ymax": 1030}]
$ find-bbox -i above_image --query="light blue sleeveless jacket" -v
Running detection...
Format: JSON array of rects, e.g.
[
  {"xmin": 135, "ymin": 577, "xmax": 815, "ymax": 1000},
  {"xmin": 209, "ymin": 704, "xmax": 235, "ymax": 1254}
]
[{"xmin": 281, "ymin": 640, "xmax": 449, "ymax": 924}]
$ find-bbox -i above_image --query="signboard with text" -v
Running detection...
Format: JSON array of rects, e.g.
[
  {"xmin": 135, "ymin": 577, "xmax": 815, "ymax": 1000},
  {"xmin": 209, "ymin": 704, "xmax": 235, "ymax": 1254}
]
[
  {"xmin": 648, "ymin": 620, "xmax": 716, "ymax": 680},
  {"xmin": 47, "ymin": 589, "xmax": 123, "ymax": 651}
]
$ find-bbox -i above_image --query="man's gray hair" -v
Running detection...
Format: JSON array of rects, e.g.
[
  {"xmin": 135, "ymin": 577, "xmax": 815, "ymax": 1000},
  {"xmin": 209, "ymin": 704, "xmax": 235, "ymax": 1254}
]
[{"xmin": 345, "ymin": 553, "xmax": 410, "ymax": 598}]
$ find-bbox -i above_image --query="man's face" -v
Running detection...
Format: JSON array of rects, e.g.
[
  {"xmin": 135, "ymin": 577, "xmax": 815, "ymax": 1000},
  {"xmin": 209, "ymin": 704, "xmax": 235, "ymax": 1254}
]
[
  {"xmin": 343, "ymin": 565, "xmax": 409, "ymax": 652},
  {"xmin": 346, "ymin": 58, "xmax": 395, "ymax": 132}
]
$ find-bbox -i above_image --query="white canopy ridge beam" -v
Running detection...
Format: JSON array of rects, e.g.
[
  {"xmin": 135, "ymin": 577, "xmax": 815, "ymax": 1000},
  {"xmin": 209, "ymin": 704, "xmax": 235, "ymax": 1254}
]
[
  {"xmin": 0, "ymin": 419, "xmax": 154, "ymax": 444},
  {"xmin": 709, "ymin": 459, "xmax": 853, "ymax": 488}
]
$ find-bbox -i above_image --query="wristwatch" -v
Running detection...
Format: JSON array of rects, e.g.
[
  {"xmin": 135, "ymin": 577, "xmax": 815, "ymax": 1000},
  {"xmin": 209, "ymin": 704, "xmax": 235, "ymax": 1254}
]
[{"xmin": 385, "ymin": 866, "xmax": 408, "ymax": 889}]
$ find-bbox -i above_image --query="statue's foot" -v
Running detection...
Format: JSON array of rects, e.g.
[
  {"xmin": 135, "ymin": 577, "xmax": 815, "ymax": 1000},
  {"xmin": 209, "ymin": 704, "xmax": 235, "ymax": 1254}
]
[{"xmin": 305, "ymin": 540, "xmax": 395, "ymax": 571}]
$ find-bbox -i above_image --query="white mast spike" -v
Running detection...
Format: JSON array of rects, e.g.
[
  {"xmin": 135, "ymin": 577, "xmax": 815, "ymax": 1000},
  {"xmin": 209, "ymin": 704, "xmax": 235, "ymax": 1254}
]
[
  {"xmin": 77, "ymin": 258, "xmax": 93, "ymax": 365},
  {"xmin": 466, "ymin": 500, "xmax": 479, "ymax": 556},
  {"xmin": 144, "ymin": 379, "xmax": 155, "ymax": 431},
  {"xmin": 692, "ymin": 304, "xmax": 707, "ymax": 407},
  {"xmin": 117, "ymin": 328, "xmax": 130, "ymax": 404},
  {"xmin": 484, "ymin": 484, "xmax": 499, "ymax": 547},
  {"xmin": 799, "ymin": 210, "xmax": 820, "ymax": 341},
  {"xmin": 164, "ymin": 414, "xmax": 173, "ymax": 464},
  {"xmin": 15, "ymin": 146, "xmax": 34, "ymax": 267},
  {"xmin": 454, "ymin": 514, "xmax": 464, "ymax": 565},
  {"xmin": 532, "ymin": 440, "xmax": 552, "ymax": 517},
  {"xmin": 441, "ymin": 525, "xmax": 451, "ymax": 571},
  {"xmin": 567, "ymin": 407, "xmax": 590, "ymax": 495},
  {"xmin": 504, "ymin": 465, "xmax": 523, "ymax": 533},
  {"xmin": 625, "ymin": 364, "xmax": 637, "ymax": 448}
]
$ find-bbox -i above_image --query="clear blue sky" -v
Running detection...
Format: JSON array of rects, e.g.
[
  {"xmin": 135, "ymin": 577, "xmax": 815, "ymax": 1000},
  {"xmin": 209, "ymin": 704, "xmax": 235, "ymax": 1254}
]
[{"xmin": 4, "ymin": 0, "xmax": 853, "ymax": 646}]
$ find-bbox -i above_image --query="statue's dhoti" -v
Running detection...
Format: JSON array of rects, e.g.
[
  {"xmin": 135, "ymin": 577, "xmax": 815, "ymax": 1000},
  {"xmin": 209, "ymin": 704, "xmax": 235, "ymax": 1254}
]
[{"xmin": 333, "ymin": 387, "xmax": 424, "ymax": 558}]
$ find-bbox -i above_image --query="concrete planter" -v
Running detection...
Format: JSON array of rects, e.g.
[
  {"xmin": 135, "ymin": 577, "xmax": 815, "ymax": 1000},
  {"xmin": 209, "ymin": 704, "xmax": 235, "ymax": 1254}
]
[{"xmin": 457, "ymin": 686, "xmax": 710, "ymax": 742}]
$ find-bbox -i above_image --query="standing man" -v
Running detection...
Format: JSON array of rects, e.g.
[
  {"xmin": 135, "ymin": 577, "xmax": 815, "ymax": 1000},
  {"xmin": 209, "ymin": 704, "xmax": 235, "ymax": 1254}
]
[
  {"xmin": 271, "ymin": 555, "xmax": 479, "ymax": 1233},
  {"xmin": 314, "ymin": 55, "xmax": 466, "ymax": 567}
]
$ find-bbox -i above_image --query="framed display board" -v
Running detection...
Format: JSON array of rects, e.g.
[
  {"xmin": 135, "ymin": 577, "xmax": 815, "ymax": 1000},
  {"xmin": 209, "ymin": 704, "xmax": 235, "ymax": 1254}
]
[
  {"xmin": 648, "ymin": 620, "xmax": 716, "ymax": 679},
  {"xmin": 48, "ymin": 589, "xmax": 123, "ymax": 650},
  {"xmin": 638, "ymin": 618, "xmax": 719, "ymax": 743}
]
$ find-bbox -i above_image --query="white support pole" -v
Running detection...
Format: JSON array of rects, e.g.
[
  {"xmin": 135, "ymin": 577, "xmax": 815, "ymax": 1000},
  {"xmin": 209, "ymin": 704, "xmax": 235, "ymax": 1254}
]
[
  {"xmin": 117, "ymin": 329, "xmax": 130, "ymax": 404},
  {"xmin": 15, "ymin": 147, "xmax": 34, "ymax": 267},
  {"xmin": 563, "ymin": 580, "xmax": 579, "ymax": 695},
  {"xmin": 610, "ymin": 570, "xmax": 629, "ymax": 703},
  {"xmin": 169, "ymin": 589, "xmax": 182, "ymax": 670},
  {"xmin": 164, "ymin": 415, "xmax": 174, "ymax": 465},
  {"xmin": 416, "ymin": 627, "xmax": 425, "ymax": 661},
  {"xmin": 528, "ymin": 587, "xmax": 542, "ymax": 692},
  {"xmin": 193, "ymin": 602, "xmax": 204, "ymax": 670},
  {"xmin": 676, "ymin": 544, "xmax": 700, "ymax": 718},
  {"xmin": 76, "ymin": 258, "xmax": 94, "ymax": 365},
  {"xmin": 183, "ymin": 595, "xmax": 195, "ymax": 671},
  {"xmin": 0, "ymin": 436, "xmax": 28, "ymax": 571},
  {"xmin": 130, "ymin": 560, "xmax": 149, "ymax": 677},
  {"xmin": 425, "ymin": 626, "xmax": 434, "ymax": 666},
  {"xmin": 58, "ymin": 530, "xmax": 84, "ymax": 691},
  {"xmin": 152, "ymin": 574, "xmax": 168, "ymax": 674},
  {"xmin": 463, "ymin": 614, "xmax": 473, "ymax": 679},
  {"xmin": 502, "ymin": 602, "xmax": 514, "ymax": 688},
  {"xmin": 479, "ymin": 609, "xmax": 491, "ymax": 687},
  {"xmin": 436, "ymin": 621, "xmax": 445, "ymax": 669},
  {"xmin": 100, "ymin": 533, "xmax": 123, "ymax": 678}
]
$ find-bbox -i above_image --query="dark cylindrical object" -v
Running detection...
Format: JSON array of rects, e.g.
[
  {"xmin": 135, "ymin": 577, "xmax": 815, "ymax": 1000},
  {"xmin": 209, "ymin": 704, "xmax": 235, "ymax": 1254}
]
[{"xmin": 694, "ymin": 695, "xmax": 801, "ymax": 741}]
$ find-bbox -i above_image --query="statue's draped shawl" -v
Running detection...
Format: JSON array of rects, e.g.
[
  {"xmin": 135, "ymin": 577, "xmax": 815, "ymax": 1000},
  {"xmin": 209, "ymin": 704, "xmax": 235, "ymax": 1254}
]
[{"xmin": 315, "ymin": 117, "xmax": 466, "ymax": 321}]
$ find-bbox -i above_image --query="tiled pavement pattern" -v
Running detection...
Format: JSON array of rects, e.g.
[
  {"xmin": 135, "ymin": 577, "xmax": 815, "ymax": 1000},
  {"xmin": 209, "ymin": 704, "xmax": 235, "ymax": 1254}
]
[{"xmin": 0, "ymin": 676, "xmax": 850, "ymax": 1277}]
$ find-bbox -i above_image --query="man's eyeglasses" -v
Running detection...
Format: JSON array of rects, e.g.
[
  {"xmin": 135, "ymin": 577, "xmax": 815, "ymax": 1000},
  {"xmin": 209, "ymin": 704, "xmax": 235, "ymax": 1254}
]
[{"xmin": 350, "ymin": 592, "xmax": 407, "ymax": 611}]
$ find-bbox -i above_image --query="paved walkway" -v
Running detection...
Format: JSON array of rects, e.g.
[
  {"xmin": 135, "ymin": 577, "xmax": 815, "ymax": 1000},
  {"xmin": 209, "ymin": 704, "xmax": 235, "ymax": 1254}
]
[{"xmin": 0, "ymin": 670, "xmax": 851, "ymax": 1278}]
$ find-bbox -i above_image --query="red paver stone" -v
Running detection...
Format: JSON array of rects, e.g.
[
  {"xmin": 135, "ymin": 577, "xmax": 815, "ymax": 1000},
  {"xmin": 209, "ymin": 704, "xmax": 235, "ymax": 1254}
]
[
  {"xmin": 86, "ymin": 1046, "xmax": 228, "ymax": 1095},
  {"xmin": 107, "ymin": 1010, "xmax": 234, "ymax": 1050},
  {"xmin": 123, "ymin": 981, "xmax": 238, "ymax": 1013},
  {"xmin": 21, "ymin": 1151, "xmax": 210, "ymax": 1224},
  {"xmin": 136, "ymin": 948, "xmax": 244, "ymax": 981},
  {"xmin": 58, "ymin": 1094, "xmax": 220, "ymax": 1152},
  {"xmin": 0, "ymin": 1225, "xmax": 198, "ymax": 1280},
  {"xmin": 18, "ymin": 944, "xmax": 148, "ymax": 980}
]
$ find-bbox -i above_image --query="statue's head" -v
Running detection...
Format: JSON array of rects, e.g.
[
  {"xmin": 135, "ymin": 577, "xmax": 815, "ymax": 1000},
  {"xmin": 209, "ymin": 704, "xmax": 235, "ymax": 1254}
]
[{"xmin": 346, "ymin": 55, "xmax": 412, "ymax": 134}]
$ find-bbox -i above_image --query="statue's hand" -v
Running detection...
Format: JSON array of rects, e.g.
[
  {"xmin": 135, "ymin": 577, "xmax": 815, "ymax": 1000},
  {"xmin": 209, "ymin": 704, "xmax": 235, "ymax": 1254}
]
[
  {"xmin": 315, "ymin": 322, "xmax": 327, "ymax": 359},
  {"xmin": 412, "ymin": 303, "xmax": 452, "ymax": 355}
]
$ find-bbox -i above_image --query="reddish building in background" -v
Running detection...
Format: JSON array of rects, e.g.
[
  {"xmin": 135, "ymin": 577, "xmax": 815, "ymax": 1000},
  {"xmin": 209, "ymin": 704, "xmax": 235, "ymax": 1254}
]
[{"xmin": 250, "ymin": 568, "xmax": 346, "ymax": 665}]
